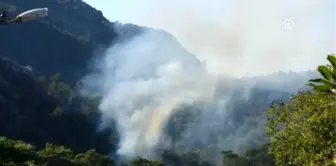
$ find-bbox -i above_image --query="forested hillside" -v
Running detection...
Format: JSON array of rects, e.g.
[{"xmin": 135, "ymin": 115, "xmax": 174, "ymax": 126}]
[
  {"xmin": 0, "ymin": 0, "xmax": 140, "ymax": 83},
  {"xmin": 0, "ymin": 0, "xmax": 335, "ymax": 165},
  {"xmin": 1, "ymin": 54, "xmax": 335, "ymax": 165}
]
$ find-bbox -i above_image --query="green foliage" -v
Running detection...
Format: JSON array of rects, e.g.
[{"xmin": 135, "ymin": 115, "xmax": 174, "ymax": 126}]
[
  {"xmin": 0, "ymin": 137, "xmax": 115, "ymax": 166},
  {"xmin": 0, "ymin": 137, "xmax": 37, "ymax": 165},
  {"xmin": 80, "ymin": 96, "xmax": 101, "ymax": 117},
  {"xmin": 74, "ymin": 149, "xmax": 115, "ymax": 166},
  {"xmin": 266, "ymin": 55, "xmax": 336, "ymax": 166},
  {"xmin": 0, "ymin": 62, "xmax": 117, "ymax": 157},
  {"xmin": 48, "ymin": 73, "xmax": 76, "ymax": 104},
  {"xmin": 38, "ymin": 143, "xmax": 74, "ymax": 159},
  {"xmin": 266, "ymin": 92, "xmax": 336, "ymax": 165},
  {"xmin": 161, "ymin": 148, "xmax": 214, "ymax": 166},
  {"xmin": 307, "ymin": 54, "xmax": 336, "ymax": 94},
  {"xmin": 221, "ymin": 145, "xmax": 275, "ymax": 166},
  {"xmin": 127, "ymin": 158, "xmax": 165, "ymax": 166}
]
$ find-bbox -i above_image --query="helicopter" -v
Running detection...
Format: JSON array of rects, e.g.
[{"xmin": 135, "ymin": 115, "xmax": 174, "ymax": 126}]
[{"xmin": 0, "ymin": 8, "xmax": 48, "ymax": 25}]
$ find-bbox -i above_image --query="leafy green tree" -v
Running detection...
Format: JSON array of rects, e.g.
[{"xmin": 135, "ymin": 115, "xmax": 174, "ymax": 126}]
[
  {"xmin": 243, "ymin": 144, "xmax": 275, "ymax": 166},
  {"xmin": 266, "ymin": 55, "xmax": 336, "ymax": 166},
  {"xmin": 0, "ymin": 137, "xmax": 37, "ymax": 165},
  {"xmin": 266, "ymin": 92, "xmax": 336, "ymax": 165},
  {"xmin": 74, "ymin": 149, "xmax": 115, "ymax": 166},
  {"xmin": 307, "ymin": 54, "xmax": 336, "ymax": 94},
  {"xmin": 38, "ymin": 143, "xmax": 74, "ymax": 160},
  {"xmin": 48, "ymin": 73, "xmax": 76, "ymax": 104},
  {"xmin": 0, "ymin": 136, "xmax": 117, "ymax": 166}
]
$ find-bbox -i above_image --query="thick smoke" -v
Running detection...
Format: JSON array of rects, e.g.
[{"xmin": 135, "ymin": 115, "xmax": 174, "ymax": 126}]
[
  {"xmin": 141, "ymin": 0, "xmax": 336, "ymax": 76},
  {"xmin": 83, "ymin": 0, "xmax": 335, "ymax": 163}
]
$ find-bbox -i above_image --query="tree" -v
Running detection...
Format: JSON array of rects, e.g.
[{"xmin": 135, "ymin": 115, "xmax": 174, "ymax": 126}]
[
  {"xmin": 38, "ymin": 143, "xmax": 74, "ymax": 159},
  {"xmin": 307, "ymin": 54, "xmax": 336, "ymax": 94},
  {"xmin": 220, "ymin": 144, "xmax": 276, "ymax": 166},
  {"xmin": 127, "ymin": 158, "xmax": 166, "ymax": 166},
  {"xmin": 266, "ymin": 55, "xmax": 336, "ymax": 165},
  {"xmin": 221, "ymin": 150, "xmax": 249, "ymax": 166},
  {"xmin": 243, "ymin": 144, "xmax": 275, "ymax": 166},
  {"xmin": 74, "ymin": 149, "xmax": 115, "ymax": 166},
  {"xmin": 0, "ymin": 137, "xmax": 37, "ymax": 165},
  {"xmin": 266, "ymin": 55, "xmax": 336, "ymax": 166},
  {"xmin": 48, "ymin": 73, "xmax": 76, "ymax": 104},
  {"xmin": 0, "ymin": 136, "xmax": 116, "ymax": 166}
]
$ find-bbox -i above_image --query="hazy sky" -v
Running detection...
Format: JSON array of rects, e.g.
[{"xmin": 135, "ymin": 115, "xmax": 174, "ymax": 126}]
[
  {"xmin": 82, "ymin": 0, "xmax": 335, "ymax": 29},
  {"xmin": 83, "ymin": 0, "xmax": 155, "ymax": 24},
  {"xmin": 83, "ymin": 0, "xmax": 230, "ymax": 25},
  {"xmin": 83, "ymin": 0, "xmax": 335, "ymax": 76}
]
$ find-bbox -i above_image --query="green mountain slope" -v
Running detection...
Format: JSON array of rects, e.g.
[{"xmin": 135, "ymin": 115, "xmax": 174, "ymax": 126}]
[
  {"xmin": 0, "ymin": 0, "xmax": 119, "ymax": 83},
  {"xmin": 0, "ymin": 56, "xmax": 117, "ymax": 154}
]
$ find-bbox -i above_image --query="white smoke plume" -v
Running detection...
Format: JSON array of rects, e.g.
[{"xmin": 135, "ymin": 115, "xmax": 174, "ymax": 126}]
[
  {"xmin": 85, "ymin": 30, "xmax": 217, "ymax": 160},
  {"xmin": 83, "ymin": 0, "xmax": 336, "ymax": 163}
]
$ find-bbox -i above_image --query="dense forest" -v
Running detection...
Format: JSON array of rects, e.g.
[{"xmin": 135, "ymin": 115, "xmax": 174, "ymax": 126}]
[{"xmin": 0, "ymin": 0, "xmax": 335, "ymax": 165}]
